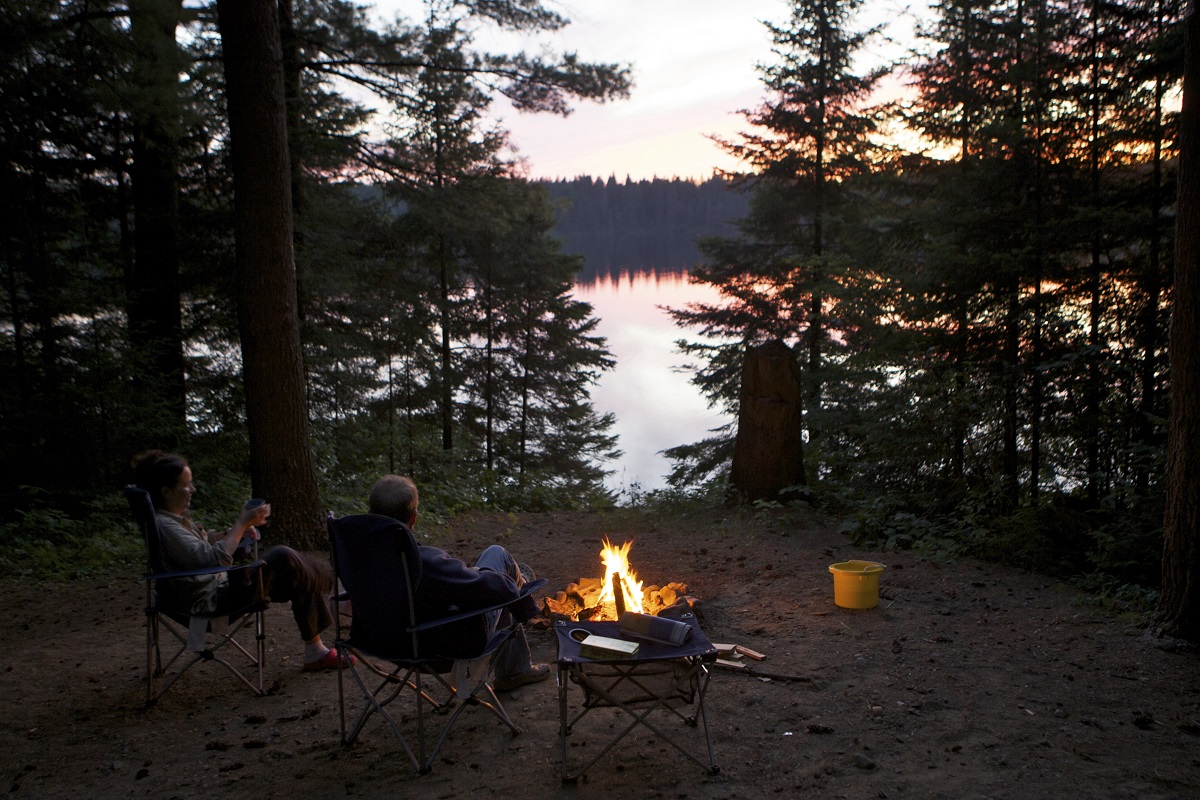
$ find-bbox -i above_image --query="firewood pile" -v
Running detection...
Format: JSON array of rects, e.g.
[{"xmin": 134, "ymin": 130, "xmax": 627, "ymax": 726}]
[{"xmin": 542, "ymin": 576, "xmax": 697, "ymax": 622}]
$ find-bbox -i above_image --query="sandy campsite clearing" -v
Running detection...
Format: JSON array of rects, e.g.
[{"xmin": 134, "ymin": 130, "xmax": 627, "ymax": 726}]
[{"xmin": 4, "ymin": 506, "xmax": 1198, "ymax": 799}]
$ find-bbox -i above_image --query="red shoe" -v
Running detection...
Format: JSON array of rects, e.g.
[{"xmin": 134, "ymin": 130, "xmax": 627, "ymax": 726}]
[{"xmin": 302, "ymin": 647, "xmax": 357, "ymax": 672}]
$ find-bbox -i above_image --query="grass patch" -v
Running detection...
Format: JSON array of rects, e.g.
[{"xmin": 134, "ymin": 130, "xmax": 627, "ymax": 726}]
[{"xmin": 0, "ymin": 502, "xmax": 142, "ymax": 581}]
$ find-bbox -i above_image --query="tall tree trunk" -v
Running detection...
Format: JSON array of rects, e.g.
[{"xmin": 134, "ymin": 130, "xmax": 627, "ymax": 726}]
[
  {"xmin": 438, "ymin": 235, "xmax": 454, "ymax": 450},
  {"xmin": 1138, "ymin": 0, "xmax": 1169, "ymax": 495},
  {"xmin": 127, "ymin": 0, "xmax": 186, "ymax": 439},
  {"xmin": 1027, "ymin": 0, "xmax": 1048, "ymax": 505},
  {"xmin": 1155, "ymin": 0, "xmax": 1200, "ymax": 642},
  {"xmin": 277, "ymin": 0, "xmax": 308, "ymax": 326},
  {"xmin": 808, "ymin": 10, "xmax": 829, "ymax": 429},
  {"xmin": 1002, "ymin": 281, "xmax": 1021, "ymax": 511},
  {"xmin": 519, "ymin": 301, "xmax": 534, "ymax": 483},
  {"xmin": 1085, "ymin": 0, "xmax": 1104, "ymax": 505},
  {"xmin": 216, "ymin": 0, "xmax": 324, "ymax": 551},
  {"xmin": 950, "ymin": 299, "xmax": 968, "ymax": 484},
  {"xmin": 483, "ymin": 261, "xmax": 496, "ymax": 474}
]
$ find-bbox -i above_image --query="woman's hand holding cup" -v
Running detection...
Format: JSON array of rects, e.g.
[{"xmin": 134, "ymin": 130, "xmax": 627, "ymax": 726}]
[{"xmin": 240, "ymin": 498, "xmax": 271, "ymax": 529}]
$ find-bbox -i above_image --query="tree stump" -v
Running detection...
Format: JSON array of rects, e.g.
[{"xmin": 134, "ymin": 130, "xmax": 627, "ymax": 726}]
[{"xmin": 730, "ymin": 339, "xmax": 807, "ymax": 502}]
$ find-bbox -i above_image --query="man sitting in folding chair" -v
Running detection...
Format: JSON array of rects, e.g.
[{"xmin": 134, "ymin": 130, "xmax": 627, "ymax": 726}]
[
  {"xmin": 132, "ymin": 450, "xmax": 353, "ymax": 685},
  {"xmin": 367, "ymin": 474, "xmax": 551, "ymax": 692},
  {"xmin": 326, "ymin": 474, "xmax": 549, "ymax": 773}
]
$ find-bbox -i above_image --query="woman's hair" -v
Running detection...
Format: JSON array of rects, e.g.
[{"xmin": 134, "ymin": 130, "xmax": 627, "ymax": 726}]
[
  {"xmin": 131, "ymin": 450, "xmax": 189, "ymax": 509},
  {"xmin": 368, "ymin": 474, "xmax": 419, "ymax": 524}
]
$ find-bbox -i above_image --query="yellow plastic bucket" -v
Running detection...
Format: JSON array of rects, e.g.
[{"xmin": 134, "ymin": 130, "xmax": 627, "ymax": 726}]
[{"xmin": 828, "ymin": 560, "xmax": 886, "ymax": 609}]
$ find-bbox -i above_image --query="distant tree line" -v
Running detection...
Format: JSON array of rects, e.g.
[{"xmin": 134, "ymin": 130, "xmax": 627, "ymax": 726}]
[{"xmin": 540, "ymin": 177, "xmax": 750, "ymax": 281}]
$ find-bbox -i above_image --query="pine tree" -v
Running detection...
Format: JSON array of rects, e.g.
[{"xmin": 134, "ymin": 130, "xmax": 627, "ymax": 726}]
[
  {"xmin": 457, "ymin": 178, "xmax": 618, "ymax": 503},
  {"xmin": 216, "ymin": 0, "xmax": 325, "ymax": 547},
  {"xmin": 671, "ymin": 0, "xmax": 888, "ymax": 487}
]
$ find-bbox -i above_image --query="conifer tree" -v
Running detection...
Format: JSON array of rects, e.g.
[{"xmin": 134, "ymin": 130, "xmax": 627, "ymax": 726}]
[
  {"xmin": 216, "ymin": 0, "xmax": 325, "ymax": 547},
  {"xmin": 671, "ymin": 0, "xmax": 888, "ymax": 486},
  {"xmin": 457, "ymin": 178, "xmax": 618, "ymax": 503}
]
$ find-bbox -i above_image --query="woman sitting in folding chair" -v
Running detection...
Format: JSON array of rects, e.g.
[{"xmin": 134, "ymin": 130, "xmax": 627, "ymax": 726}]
[{"xmin": 132, "ymin": 450, "xmax": 354, "ymax": 672}]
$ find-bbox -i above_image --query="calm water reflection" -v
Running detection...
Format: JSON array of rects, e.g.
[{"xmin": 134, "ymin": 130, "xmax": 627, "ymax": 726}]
[{"xmin": 572, "ymin": 270, "xmax": 731, "ymax": 496}]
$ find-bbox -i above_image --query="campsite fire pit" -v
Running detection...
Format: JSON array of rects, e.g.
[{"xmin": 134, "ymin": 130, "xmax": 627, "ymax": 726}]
[{"xmin": 543, "ymin": 537, "xmax": 697, "ymax": 621}]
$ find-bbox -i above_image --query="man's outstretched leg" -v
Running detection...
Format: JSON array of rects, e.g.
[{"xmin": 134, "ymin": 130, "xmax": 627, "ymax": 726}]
[{"xmin": 475, "ymin": 544, "xmax": 550, "ymax": 690}]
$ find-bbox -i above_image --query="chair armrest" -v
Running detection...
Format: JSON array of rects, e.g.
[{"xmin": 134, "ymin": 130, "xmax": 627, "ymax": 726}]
[
  {"xmin": 144, "ymin": 559, "xmax": 266, "ymax": 582},
  {"xmin": 521, "ymin": 577, "xmax": 549, "ymax": 597},
  {"xmin": 409, "ymin": 578, "xmax": 548, "ymax": 633}
]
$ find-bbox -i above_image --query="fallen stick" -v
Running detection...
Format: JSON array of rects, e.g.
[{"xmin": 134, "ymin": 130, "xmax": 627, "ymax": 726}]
[
  {"xmin": 715, "ymin": 665, "xmax": 814, "ymax": 683},
  {"xmin": 748, "ymin": 668, "xmax": 814, "ymax": 683}
]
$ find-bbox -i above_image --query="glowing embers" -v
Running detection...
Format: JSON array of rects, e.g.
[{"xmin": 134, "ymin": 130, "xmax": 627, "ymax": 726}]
[{"xmin": 545, "ymin": 536, "xmax": 695, "ymax": 622}]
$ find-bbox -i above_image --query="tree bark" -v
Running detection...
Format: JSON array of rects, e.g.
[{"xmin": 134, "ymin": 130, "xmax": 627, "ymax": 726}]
[
  {"xmin": 1137, "ymin": 0, "xmax": 1169, "ymax": 495},
  {"xmin": 1156, "ymin": 0, "xmax": 1200, "ymax": 642},
  {"xmin": 216, "ymin": 0, "xmax": 324, "ymax": 550},
  {"xmin": 1002, "ymin": 281, "xmax": 1021, "ymax": 512},
  {"xmin": 127, "ymin": 0, "xmax": 186, "ymax": 439}
]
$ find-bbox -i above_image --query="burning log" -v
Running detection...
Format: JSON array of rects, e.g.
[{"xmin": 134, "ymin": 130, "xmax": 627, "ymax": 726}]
[
  {"xmin": 611, "ymin": 572, "xmax": 626, "ymax": 617},
  {"xmin": 543, "ymin": 537, "xmax": 699, "ymax": 621},
  {"xmin": 544, "ymin": 579, "xmax": 696, "ymax": 621}
]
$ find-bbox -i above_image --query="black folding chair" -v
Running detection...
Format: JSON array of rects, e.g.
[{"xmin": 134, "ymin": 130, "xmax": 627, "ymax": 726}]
[
  {"xmin": 555, "ymin": 613, "xmax": 719, "ymax": 783},
  {"xmin": 124, "ymin": 486, "xmax": 268, "ymax": 705},
  {"xmin": 327, "ymin": 513, "xmax": 548, "ymax": 774}
]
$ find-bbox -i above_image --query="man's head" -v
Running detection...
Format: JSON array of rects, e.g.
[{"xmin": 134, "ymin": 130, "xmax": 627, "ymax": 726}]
[{"xmin": 369, "ymin": 474, "xmax": 419, "ymax": 527}]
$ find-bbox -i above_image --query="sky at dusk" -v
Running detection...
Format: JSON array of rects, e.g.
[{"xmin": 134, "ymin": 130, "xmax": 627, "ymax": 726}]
[{"xmin": 372, "ymin": 0, "xmax": 922, "ymax": 182}]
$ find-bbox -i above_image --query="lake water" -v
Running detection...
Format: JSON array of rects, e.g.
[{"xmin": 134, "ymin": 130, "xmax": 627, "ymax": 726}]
[{"xmin": 571, "ymin": 271, "xmax": 731, "ymax": 497}]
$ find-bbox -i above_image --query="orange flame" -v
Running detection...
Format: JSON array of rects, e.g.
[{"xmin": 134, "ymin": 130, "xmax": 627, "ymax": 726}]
[{"xmin": 595, "ymin": 537, "xmax": 644, "ymax": 617}]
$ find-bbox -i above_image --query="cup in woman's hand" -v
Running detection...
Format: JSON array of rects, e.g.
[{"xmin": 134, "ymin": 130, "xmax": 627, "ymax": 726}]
[{"xmin": 243, "ymin": 498, "xmax": 270, "ymax": 524}]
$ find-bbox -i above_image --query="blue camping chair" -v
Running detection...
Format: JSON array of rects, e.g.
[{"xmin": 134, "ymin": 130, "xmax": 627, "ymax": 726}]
[
  {"xmin": 327, "ymin": 512, "xmax": 547, "ymax": 774},
  {"xmin": 125, "ymin": 486, "xmax": 268, "ymax": 705}
]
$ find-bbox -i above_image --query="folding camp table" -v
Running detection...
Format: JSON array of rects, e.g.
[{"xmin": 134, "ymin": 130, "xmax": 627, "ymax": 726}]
[{"xmin": 554, "ymin": 613, "xmax": 719, "ymax": 783}]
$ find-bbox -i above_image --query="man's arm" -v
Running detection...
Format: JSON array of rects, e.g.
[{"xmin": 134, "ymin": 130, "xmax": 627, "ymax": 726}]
[{"xmin": 417, "ymin": 545, "xmax": 519, "ymax": 614}]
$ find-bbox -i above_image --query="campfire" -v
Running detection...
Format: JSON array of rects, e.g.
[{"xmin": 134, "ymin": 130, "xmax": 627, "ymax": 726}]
[{"xmin": 544, "ymin": 537, "xmax": 695, "ymax": 621}]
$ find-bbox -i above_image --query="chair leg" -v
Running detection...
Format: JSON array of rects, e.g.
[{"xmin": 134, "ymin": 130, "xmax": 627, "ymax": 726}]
[
  {"xmin": 143, "ymin": 609, "xmax": 266, "ymax": 705},
  {"xmin": 693, "ymin": 667, "xmax": 720, "ymax": 775},
  {"xmin": 339, "ymin": 656, "xmax": 523, "ymax": 776},
  {"xmin": 413, "ymin": 670, "xmax": 430, "ymax": 773},
  {"xmin": 475, "ymin": 683, "xmax": 522, "ymax": 735},
  {"xmin": 337, "ymin": 650, "xmax": 347, "ymax": 744},
  {"xmin": 150, "ymin": 651, "xmax": 206, "ymax": 704},
  {"xmin": 145, "ymin": 582, "xmax": 160, "ymax": 706},
  {"xmin": 145, "ymin": 611, "xmax": 157, "ymax": 706},
  {"xmin": 558, "ymin": 665, "xmax": 575, "ymax": 785},
  {"xmin": 144, "ymin": 611, "xmax": 195, "ymax": 705},
  {"xmin": 254, "ymin": 608, "xmax": 265, "ymax": 694},
  {"xmin": 449, "ymin": 657, "xmax": 521, "ymax": 735},
  {"xmin": 340, "ymin": 659, "xmax": 424, "ymax": 773}
]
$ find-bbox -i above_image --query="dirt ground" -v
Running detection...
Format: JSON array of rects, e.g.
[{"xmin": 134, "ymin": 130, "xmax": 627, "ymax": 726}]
[{"xmin": 4, "ymin": 505, "xmax": 1199, "ymax": 799}]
